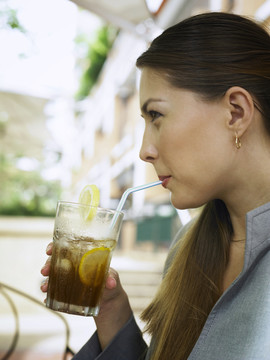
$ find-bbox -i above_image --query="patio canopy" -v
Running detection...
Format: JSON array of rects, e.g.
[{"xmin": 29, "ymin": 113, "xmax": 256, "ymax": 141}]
[{"xmin": 68, "ymin": 0, "xmax": 198, "ymax": 34}]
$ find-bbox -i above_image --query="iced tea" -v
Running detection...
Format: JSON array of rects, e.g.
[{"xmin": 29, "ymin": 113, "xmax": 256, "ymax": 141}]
[{"xmin": 45, "ymin": 201, "xmax": 123, "ymax": 316}]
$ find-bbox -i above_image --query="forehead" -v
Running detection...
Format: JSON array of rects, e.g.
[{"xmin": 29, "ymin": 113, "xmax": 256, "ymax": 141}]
[
  {"xmin": 139, "ymin": 68, "xmax": 173, "ymax": 104},
  {"xmin": 140, "ymin": 68, "xmax": 170, "ymax": 91}
]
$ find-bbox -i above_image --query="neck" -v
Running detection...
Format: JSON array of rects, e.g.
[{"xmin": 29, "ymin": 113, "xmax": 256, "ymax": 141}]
[{"xmin": 222, "ymin": 175, "xmax": 270, "ymax": 240}]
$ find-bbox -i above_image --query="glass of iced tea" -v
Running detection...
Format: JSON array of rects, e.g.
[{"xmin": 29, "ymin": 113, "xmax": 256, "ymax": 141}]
[{"xmin": 46, "ymin": 201, "xmax": 124, "ymax": 316}]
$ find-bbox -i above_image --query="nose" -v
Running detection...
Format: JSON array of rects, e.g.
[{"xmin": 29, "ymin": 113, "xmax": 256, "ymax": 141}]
[{"xmin": 139, "ymin": 131, "xmax": 158, "ymax": 163}]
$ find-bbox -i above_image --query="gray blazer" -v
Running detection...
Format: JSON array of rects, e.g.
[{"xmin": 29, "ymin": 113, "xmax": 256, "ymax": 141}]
[{"xmin": 73, "ymin": 202, "xmax": 270, "ymax": 359}]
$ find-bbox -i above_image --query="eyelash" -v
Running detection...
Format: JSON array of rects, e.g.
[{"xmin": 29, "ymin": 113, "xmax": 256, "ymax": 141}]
[{"xmin": 148, "ymin": 110, "xmax": 162, "ymax": 122}]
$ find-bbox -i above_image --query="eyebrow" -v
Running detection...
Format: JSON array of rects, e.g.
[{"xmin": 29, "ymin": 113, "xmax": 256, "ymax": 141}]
[{"xmin": 141, "ymin": 98, "xmax": 164, "ymax": 114}]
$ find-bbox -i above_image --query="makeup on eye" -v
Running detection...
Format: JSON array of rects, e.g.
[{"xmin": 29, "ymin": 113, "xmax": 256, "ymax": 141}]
[
  {"xmin": 148, "ymin": 110, "xmax": 162, "ymax": 122},
  {"xmin": 140, "ymin": 98, "xmax": 166, "ymax": 117}
]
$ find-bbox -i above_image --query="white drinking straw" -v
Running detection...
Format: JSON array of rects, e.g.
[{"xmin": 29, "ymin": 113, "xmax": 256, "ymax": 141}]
[{"xmin": 110, "ymin": 180, "xmax": 162, "ymax": 230}]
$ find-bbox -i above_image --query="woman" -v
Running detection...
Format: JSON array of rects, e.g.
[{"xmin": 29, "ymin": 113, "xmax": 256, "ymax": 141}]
[{"xmin": 41, "ymin": 12, "xmax": 270, "ymax": 359}]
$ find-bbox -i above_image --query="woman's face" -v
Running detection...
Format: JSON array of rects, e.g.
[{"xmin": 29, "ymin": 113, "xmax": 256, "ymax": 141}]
[{"xmin": 139, "ymin": 68, "xmax": 236, "ymax": 209}]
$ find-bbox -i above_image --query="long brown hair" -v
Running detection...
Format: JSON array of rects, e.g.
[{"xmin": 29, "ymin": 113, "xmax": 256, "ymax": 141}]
[{"xmin": 136, "ymin": 12, "xmax": 270, "ymax": 359}]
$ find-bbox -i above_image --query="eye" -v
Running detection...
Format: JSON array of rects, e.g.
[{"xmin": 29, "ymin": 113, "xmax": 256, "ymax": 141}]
[{"xmin": 148, "ymin": 110, "xmax": 162, "ymax": 122}]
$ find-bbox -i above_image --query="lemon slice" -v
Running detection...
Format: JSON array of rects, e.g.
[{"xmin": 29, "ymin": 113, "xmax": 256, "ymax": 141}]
[
  {"xmin": 78, "ymin": 246, "xmax": 110, "ymax": 286},
  {"xmin": 78, "ymin": 184, "xmax": 100, "ymax": 220}
]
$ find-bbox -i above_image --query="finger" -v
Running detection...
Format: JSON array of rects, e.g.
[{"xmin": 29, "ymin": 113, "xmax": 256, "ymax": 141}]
[
  {"xmin": 46, "ymin": 242, "xmax": 53, "ymax": 255},
  {"xmin": 41, "ymin": 257, "xmax": 51, "ymax": 276},
  {"xmin": 40, "ymin": 278, "xmax": 48, "ymax": 292}
]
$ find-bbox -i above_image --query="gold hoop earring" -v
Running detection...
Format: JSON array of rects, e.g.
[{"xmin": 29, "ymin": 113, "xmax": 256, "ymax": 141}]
[{"xmin": 235, "ymin": 134, "xmax": 241, "ymax": 149}]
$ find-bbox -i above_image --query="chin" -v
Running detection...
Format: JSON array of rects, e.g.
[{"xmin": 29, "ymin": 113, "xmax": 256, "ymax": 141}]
[
  {"xmin": 170, "ymin": 193, "xmax": 203, "ymax": 210},
  {"xmin": 170, "ymin": 193, "xmax": 189, "ymax": 210}
]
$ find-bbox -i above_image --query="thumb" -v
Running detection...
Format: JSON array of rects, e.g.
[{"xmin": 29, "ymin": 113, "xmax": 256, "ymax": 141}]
[{"xmin": 105, "ymin": 268, "xmax": 118, "ymax": 290}]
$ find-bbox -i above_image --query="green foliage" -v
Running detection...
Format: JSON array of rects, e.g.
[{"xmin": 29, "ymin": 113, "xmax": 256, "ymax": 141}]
[
  {"xmin": 0, "ymin": 7, "xmax": 25, "ymax": 32},
  {"xmin": 75, "ymin": 25, "xmax": 118, "ymax": 100},
  {"xmin": 7, "ymin": 8, "xmax": 25, "ymax": 31},
  {"xmin": 0, "ymin": 155, "xmax": 61, "ymax": 217}
]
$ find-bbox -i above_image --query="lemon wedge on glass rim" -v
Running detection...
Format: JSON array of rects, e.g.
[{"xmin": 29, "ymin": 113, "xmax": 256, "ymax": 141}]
[
  {"xmin": 78, "ymin": 184, "xmax": 100, "ymax": 221},
  {"xmin": 78, "ymin": 246, "xmax": 110, "ymax": 286}
]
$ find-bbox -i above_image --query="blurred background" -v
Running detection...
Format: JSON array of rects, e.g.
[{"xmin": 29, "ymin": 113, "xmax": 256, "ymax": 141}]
[{"xmin": 0, "ymin": 0, "xmax": 269, "ymax": 358}]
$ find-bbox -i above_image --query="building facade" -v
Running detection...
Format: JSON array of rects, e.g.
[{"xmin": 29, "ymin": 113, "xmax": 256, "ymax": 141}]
[{"xmin": 71, "ymin": 0, "xmax": 270, "ymax": 250}]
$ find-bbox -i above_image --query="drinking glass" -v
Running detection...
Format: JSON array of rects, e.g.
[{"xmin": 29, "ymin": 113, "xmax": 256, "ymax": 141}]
[{"xmin": 46, "ymin": 201, "xmax": 124, "ymax": 316}]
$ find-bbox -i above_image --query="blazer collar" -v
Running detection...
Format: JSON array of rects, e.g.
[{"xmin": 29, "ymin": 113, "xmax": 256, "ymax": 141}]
[{"xmin": 245, "ymin": 201, "xmax": 270, "ymax": 270}]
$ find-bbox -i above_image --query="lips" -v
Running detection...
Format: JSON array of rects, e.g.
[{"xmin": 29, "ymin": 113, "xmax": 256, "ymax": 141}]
[{"xmin": 159, "ymin": 175, "xmax": 171, "ymax": 188}]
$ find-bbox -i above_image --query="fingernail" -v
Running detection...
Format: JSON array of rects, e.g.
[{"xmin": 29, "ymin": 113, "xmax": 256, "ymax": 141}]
[
  {"xmin": 110, "ymin": 277, "xmax": 117, "ymax": 287},
  {"xmin": 40, "ymin": 279, "xmax": 48, "ymax": 291},
  {"xmin": 46, "ymin": 243, "xmax": 52, "ymax": 253},
  {"xmin": 41, "ymin": 279, "xmax": 47, "ymax": 287},
  {"xmin": 41, "ymin": 264, "xmax": 47, "ymax": 273},
  {"xmin": 106, "ymin": 276, "xmax": 117, "ymax": 289}
]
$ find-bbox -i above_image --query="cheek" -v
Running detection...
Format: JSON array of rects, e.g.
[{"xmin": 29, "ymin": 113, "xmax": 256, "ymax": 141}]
[
  {"xmin": 160, "ymin": 140, "xmax": 181, "ymax": 169},
  {"xmin": 159, "ymin": 116, "xmax": 231, "ymax": 176},
  {"xmin": 159, "ymin": 127, "xmax": 186, "ymax": 158}
]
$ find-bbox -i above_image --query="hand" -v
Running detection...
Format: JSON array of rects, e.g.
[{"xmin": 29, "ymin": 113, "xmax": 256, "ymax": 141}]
[
  {"xmin": 40, "ymin": 243, "xmax": 133, "ymax": 350},
  {"xmin": 40, "ymin": 242, "xmax": 53, "ymax": 294},
  {"xmin": 94, "ymin": 268, "xmax": 133, "ymax": 350}
]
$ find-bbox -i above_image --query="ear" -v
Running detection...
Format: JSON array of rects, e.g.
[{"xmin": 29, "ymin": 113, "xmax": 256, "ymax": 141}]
[{"xmin": 225, "ymin": 86, "xmax": 254, "ymax": 137}]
